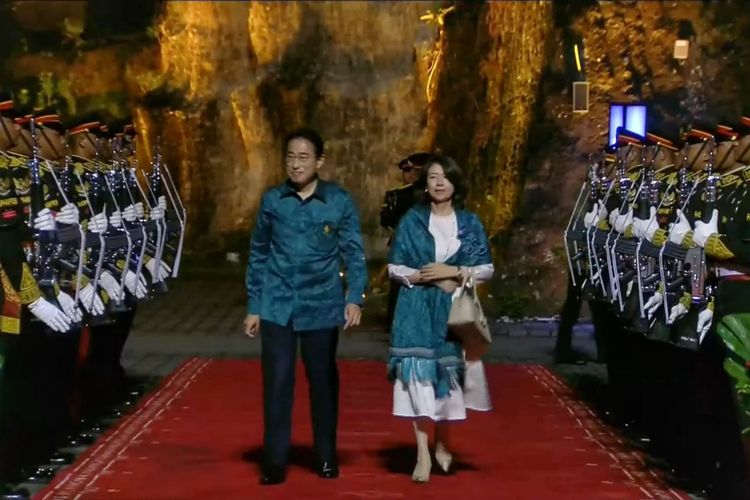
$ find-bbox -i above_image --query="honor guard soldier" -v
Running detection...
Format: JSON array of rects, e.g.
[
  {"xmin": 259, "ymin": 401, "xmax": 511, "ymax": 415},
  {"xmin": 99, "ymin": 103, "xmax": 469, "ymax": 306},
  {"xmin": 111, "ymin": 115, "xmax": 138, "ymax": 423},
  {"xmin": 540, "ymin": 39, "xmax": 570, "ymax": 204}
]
[
  {"xmin": 682, "ymin": 120, "xmax": 750, "ymax": 500},
  {"xmin": 64, "ymin": 114, "xmax": 142, "ymax": 410},
  {"xmin": 0, "ymin": 100, "xmax": 83, "ymax": 484},
  {"xmin": 90, "ymin": 117, "xmax": 150, "ymax": 403},
  {"xmin": 0, "ymin": 92, "xmax": 24, "ymax": 485}
]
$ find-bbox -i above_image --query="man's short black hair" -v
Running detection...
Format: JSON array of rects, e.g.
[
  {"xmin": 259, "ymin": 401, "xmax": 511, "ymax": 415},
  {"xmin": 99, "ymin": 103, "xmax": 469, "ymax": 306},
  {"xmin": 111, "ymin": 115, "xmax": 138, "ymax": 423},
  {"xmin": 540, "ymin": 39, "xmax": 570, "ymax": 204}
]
[
  {"xmin": 285, "ymin": 128, "xmax": 324, "ymax": 158},
  {"xmin": 398, "ymin": 152, "xmax": 431, "ymax": 170}
]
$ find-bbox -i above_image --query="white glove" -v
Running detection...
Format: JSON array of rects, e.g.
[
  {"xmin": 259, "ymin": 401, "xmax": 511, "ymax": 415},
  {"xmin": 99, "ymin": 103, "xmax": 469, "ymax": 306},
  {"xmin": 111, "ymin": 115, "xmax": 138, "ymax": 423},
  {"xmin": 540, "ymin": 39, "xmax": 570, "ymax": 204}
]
[
  {"xmin": 608, "ymin": 208, "xmax": 619, "ymax": 228},
  {"xmin": 668, "ymin": 302, "xmax": 688, "ymax": 324},
  {"xmin": 123, "ymin": 269, "xmax": 148, "ymax": 299},
  {"xmin": 693, "ymin": 209, "xmax": 719, "ymax": 248},
  {"xmin": 109, "ymin": 210, "xmax": 123, "ymax": 229},
  {"xmin": 32, "ymin": 208, "xmax": 55, "ymax": 230},
  {"xmin": 149, "ymin": 206, "xmax": 165, "ymax": 221},
  {"xmin": 589, "ymin": 269, "xmax": 601, "ymax": 285},
  {"xmin": 28, "ymin": 297, "xmax": 72, "ymax": 333},
  {"xmin": 583, "ymin": 202, "xmax": 599, "ymax": 229},
  {"xmin": 99, "ymin": 270, "xmax": 124, "ymax": 302},
  {"xmin": 644, "ymin": 291, "xmax": 663, "ymax": 319},
  {"xmin": 583, "ymin": 201, "xmax": 599, "ymax": 229},
  {"xmin": 158, "ymin": 195, "xmax": 167, "ymax": 211},
  {"xmin": 145, "ymin": 258, "xmax": 172, "ymax": 282},
  {"xmin": 633, "ymin": 206, "xmax": 659, "ymax": 241},
  {"xmin": 134, "ymin": 202, "xmax": 145, "ymax": 219},
  {"xmin": 89, "ymin": 211, "xmax": 108, "ymax": 233},
  {"xmin": 614, "ymin": 208, "xmax": 634, "ymax": 233},
  {"xmin": 697, "ymin": 307, "xmax": 714, "ymax": 343},
  {"xmin": 668, "ymin": 209, "xmax": 692, "ymax": 245},
  {"xmin": 56, "ymin": 290, "xmax": 82, "ymax": 323},
  {"xmin": 122, "ymin": 204, "xmax": 138, "ymax": 222},
  {"xmin": 78, "ymin": 282, "xmax": 105, "ymax": 316},
  {"xmin": 56, "ymin": 203, "xmax": 80, "ymax": 225}
]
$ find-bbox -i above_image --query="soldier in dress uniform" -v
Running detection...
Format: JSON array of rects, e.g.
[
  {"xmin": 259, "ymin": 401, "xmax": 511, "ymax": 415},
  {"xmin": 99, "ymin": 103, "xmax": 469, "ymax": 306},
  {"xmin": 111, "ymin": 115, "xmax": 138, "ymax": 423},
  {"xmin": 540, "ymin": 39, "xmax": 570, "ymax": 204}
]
[
  {"xmin": 63, "ymin": 114, "xmax": 144, "ymax": 411},
  {"xmin": 380, "ymin": 152, "xmax": 430, "ymax": 327},
  {"xmin": 0, "ymin": 92, "xmax": 25, "ymax": 484},
  {"xmin": 563, "ymin": 118, "xmax": 750, "ymax": 497},
  {"xmin": 94, "ymin": 117, "xmax": 158, "ymax": 405},
  {"xmin": 695, "ymin": 119, "xmax": 750, "ymax": 499},
  {"xmin": 0, "ymin": 99, "xmax": 85, "ymax": 484}
]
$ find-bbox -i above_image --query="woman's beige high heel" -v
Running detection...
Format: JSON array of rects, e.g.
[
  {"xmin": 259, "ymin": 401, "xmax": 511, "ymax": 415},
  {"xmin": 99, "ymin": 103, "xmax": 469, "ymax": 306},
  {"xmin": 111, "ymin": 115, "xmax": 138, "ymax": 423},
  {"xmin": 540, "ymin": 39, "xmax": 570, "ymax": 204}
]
[
  {"xmin": 435, "ymin": 441, "xmax": 453, "ymax": 474},
  {"xmin": 434, "ymin": 423, "xmax": 453, "ymax": 474}
]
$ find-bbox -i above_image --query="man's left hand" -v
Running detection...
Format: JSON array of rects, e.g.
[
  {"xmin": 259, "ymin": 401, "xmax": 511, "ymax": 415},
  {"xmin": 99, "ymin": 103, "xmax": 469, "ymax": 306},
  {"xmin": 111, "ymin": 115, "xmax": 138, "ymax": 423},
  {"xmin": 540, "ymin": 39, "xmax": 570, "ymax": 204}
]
[
  {"xmin": 344, "ymin": 303, "xmax": 362, "ymax": 330},
  {"xmin": 420, "ymin": 263, "xmax": 458, "ymax": 282}
]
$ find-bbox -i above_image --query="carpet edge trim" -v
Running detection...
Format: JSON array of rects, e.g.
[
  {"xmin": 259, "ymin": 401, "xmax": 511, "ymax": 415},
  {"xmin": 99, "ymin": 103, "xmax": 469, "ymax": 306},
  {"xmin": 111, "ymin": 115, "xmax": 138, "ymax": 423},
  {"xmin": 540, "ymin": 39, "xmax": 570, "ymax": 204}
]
[
  {"xmin": 531, "ymin": 365, "xmax": 690, "ymax": 500},
  {"xmin": 36, "ymin": 357, "xmax": 210, "ymax": 500}
]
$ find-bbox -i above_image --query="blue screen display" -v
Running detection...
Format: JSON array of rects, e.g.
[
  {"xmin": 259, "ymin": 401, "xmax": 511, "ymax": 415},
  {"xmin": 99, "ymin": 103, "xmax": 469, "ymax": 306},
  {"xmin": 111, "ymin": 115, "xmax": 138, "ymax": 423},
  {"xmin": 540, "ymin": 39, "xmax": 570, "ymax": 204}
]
[{"xmin": 609, "ymin": 103, "xmax": 647, "ymax": 145}]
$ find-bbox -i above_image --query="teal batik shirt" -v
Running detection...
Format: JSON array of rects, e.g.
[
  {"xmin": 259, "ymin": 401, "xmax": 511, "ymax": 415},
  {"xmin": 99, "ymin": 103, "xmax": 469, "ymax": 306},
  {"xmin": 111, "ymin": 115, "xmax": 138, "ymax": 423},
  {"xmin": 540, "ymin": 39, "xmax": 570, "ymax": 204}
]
[{"xmin": 246, "ymin": 179, "xmax": 368, "ymax": 331}]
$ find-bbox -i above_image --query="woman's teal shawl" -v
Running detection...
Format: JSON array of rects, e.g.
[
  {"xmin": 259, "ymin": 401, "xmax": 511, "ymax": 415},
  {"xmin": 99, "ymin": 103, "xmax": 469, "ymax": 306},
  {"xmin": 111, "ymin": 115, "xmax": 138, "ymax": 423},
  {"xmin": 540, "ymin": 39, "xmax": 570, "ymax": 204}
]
[{"xmin": 388, "ymin": 204, "xmax": 492, "ymax": 398}]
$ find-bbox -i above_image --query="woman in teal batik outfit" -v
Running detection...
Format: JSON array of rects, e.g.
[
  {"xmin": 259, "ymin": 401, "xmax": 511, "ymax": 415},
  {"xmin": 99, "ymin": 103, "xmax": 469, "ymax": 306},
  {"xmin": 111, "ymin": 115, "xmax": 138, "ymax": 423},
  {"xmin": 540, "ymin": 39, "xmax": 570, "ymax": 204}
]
[{"xmin": 388, "ymin": 155, "xmax": 494, "ymax": 483}]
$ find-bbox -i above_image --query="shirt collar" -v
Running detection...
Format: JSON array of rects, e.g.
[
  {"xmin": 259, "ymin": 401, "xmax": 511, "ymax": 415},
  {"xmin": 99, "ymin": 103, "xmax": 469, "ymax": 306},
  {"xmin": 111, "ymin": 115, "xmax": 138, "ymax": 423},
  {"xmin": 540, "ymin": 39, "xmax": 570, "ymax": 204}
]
[{"xmin": 281, "ymin": 177, "xmax": 328, "ymax": 202}]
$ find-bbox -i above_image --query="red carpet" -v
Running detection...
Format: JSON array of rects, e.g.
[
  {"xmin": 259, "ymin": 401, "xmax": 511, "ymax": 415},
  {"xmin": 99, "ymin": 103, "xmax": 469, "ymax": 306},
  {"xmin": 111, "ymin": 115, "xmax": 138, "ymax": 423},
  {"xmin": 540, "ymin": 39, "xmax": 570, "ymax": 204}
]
[{"xmin": 38, "ymin": 359, "xmax": 688, "ymax": 499}]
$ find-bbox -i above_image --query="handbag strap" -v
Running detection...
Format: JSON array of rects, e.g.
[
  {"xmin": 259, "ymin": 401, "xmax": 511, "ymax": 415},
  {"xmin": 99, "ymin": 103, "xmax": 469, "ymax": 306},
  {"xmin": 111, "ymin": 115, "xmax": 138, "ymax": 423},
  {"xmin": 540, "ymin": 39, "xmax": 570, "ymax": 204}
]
[{"xmin": 459, "ymin": 270, "xmax": 475, "ymax": 292}]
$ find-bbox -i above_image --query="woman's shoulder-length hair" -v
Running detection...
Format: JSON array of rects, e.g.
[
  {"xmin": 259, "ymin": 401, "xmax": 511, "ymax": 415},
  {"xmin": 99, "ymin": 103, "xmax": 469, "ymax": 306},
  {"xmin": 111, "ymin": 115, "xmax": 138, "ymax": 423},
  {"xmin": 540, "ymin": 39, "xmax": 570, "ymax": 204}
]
[{"xmin": 414, "ymin": 154, "xmax": 468, "ymax": 208}]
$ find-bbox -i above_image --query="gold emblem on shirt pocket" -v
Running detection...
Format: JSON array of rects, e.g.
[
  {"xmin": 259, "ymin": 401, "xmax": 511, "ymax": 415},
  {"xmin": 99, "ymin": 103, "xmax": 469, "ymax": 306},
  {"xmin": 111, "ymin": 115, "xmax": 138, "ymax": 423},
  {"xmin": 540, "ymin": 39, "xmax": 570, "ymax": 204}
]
[{"xmin": 311, "ymin": 221, "xmax": 337, "ymax": 251}]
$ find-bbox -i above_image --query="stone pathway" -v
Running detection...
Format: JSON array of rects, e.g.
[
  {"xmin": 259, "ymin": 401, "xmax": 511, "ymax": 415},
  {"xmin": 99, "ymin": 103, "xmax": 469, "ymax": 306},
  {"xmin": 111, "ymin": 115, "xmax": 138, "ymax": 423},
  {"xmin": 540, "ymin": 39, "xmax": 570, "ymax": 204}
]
[{"xmin": 122, "ymin": 267, "xmax": 599, "ymax": 378}]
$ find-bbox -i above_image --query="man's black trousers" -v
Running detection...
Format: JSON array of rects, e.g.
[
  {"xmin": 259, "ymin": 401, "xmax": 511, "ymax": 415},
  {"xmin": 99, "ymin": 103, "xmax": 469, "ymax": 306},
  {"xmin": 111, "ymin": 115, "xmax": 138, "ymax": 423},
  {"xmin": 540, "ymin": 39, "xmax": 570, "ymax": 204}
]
[{"xmin": 261, "ymin": 320, "xmax": 339, "ymax": 467}]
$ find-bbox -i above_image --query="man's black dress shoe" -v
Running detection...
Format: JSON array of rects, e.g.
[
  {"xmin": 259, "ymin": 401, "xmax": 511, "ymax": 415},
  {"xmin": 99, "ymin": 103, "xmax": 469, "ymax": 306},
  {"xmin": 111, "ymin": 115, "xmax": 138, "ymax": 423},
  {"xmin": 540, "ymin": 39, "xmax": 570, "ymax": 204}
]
[
  {"xmin": 554, "ymin": 353, "xmax": 588, "ymax": 365},
  {"xmin": 260, "ymin": 465, "xmax": 286, "ymax": 485},
  {"xmin": 317, "ymin": 461, "xmax": 339, "ymax": 479}
]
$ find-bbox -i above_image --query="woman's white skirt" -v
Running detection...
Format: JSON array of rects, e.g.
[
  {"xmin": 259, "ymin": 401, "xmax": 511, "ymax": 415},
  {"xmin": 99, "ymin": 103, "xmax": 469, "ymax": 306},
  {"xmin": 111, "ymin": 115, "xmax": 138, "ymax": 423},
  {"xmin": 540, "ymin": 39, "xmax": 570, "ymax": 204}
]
[{"xmin": 392, "ymin": 360, "xmax": 492, "ymax": 421}]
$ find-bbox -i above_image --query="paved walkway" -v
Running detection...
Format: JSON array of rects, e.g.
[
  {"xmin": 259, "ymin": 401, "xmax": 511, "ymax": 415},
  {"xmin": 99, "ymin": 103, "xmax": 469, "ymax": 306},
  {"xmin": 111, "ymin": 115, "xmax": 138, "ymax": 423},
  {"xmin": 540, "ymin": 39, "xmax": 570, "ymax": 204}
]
[{"xmin": 122, "ymin": 263, "xmax": 599, "ymax": 378}]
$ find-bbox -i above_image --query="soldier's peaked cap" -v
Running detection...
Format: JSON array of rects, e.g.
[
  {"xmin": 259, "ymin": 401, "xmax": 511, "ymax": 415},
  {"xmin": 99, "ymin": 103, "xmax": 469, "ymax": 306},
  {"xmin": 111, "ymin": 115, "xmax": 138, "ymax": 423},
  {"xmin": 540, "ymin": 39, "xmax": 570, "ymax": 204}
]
[
  {"xmin": 715, "ymin": 124, "xmax": 740, "ymax": 142},
  {"xmin": 683, "ymin": 120, "xmax": 717, "ymax": 143},
  {"xmin": 645, "ymin": 130, "xmax": 678, "ymax": 151},
  {"xmin": 737, "ymin": 115, "xmax": 750, "ymax": 135},
  {"xmin": 13, "ymin": 105, "xmax": 63, "ymax": 133},
  {"xmin": 0, "ymin": 91, "xmax": 17, "ymax": 118},
  {"xmin": 33, "ymin": 106, "xmax": 64, "ymax": 133},
  {"xmin": 107, "ymin": 116, "xmax": 137, "ymax": 137},
  {"xmin": 398, "ymin": 152, "xmax": 431, "ymax": 169},
  {"xmin": 615, "ymin": 127, "xmax": 644, "ymax": 147},
  {"xmin": 67, "ymin": 112, "xmax": 107, "ymax": 137}
]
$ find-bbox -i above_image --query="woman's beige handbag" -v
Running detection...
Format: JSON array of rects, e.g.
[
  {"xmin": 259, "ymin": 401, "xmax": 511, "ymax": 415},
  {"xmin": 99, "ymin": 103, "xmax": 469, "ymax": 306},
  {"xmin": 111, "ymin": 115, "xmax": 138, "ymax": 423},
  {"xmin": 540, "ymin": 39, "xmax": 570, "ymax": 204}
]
[{"xmin": 448, "ymin": 274, "xmax": 491, "ymax": 360}]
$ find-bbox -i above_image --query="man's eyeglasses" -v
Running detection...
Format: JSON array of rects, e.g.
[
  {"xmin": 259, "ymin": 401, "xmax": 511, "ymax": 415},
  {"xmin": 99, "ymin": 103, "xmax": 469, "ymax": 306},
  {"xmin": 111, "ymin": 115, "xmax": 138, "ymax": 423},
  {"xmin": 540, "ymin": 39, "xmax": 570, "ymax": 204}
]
[{"xmin": 286, "ymin": 154, "xmax": 314, "ymax": 165}]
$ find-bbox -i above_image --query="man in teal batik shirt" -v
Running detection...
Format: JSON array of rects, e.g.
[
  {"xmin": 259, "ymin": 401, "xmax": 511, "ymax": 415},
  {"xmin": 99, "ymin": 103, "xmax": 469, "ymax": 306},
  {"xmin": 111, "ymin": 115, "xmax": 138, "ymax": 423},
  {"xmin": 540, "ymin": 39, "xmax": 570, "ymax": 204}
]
[{"xmin": 244, "ymin": 128, "xmax": 367, "ymax": 485}]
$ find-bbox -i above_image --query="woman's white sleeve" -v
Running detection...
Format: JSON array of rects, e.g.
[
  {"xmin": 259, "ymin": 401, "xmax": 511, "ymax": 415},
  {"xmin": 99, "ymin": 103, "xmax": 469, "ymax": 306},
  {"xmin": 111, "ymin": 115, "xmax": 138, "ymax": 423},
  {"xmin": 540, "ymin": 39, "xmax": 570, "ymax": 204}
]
[
  {"xmin": 388, "ymin": 264, "xmax": 419, "ymax": 288},
  {"xmin": 466, "ymin": 263, "xmax": 494, "ymax": 283}
]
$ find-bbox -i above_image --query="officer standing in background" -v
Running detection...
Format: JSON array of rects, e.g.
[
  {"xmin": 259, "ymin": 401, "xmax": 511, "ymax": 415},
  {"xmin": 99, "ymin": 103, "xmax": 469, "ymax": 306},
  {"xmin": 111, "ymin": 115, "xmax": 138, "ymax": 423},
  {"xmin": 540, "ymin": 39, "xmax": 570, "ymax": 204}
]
[{"xmin": 380, "ymin": 152, "xmax": 430, "ymax": 327}]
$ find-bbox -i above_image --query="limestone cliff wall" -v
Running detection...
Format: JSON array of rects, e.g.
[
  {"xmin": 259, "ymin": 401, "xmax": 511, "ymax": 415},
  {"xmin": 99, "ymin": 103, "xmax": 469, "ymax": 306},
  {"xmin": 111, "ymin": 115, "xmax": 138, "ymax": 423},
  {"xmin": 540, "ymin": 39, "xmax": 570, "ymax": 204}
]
[{"xmin": 3, "ymin": 0, "xmax": 750, "ymax": 314}]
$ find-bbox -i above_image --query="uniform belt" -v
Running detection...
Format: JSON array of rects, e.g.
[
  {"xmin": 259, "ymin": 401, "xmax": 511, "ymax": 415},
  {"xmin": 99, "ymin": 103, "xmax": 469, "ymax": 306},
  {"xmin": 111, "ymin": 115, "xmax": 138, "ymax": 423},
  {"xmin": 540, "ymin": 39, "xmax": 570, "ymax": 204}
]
[{"xmin": 0, "ymin": 209, "xmax": 17, "ymax": 220}]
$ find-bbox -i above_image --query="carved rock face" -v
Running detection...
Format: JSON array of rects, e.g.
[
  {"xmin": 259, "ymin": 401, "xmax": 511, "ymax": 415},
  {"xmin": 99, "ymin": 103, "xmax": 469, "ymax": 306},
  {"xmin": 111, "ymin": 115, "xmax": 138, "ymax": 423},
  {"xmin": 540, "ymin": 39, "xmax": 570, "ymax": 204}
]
[{"xmin": 5, "ymin": 1, "xmax": 750, "ymax": 313}]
